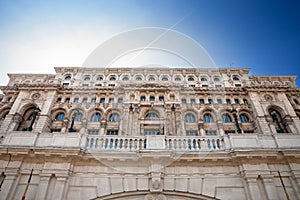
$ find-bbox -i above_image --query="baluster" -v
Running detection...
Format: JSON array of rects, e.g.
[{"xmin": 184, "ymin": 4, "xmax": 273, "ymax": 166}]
[
  {"xmin": 193, "ymin": 139, "xmax": 198, "ymax": 150},
  {"xmin": 207, "ymin": 139, "xmax": 211, "ymax": 150},
  {"xmin": 99, "ymin": 138, "xmax": 104, "ymax": 149},
  {"xmin": 120, "ymin": 139, "xmax": 124, "ymax": 150},
  {"xmin": 115, "ymin": 138, "xmax": 119, "ymax": 149}
]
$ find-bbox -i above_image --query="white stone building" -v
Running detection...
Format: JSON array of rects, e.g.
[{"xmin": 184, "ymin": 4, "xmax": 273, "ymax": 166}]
[{"xmin": 0, "ymin": 67, "xmax": 300, "ymax": 200}]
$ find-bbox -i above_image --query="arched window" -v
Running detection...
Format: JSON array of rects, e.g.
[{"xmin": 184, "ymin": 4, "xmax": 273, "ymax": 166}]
[
  {"xmin": 109, "ymin": 76, "xmax": 116, "ymax": 81},
  {"xmin": 203, "ymin": 113, "xmax": 214, "ymax": 122},
  {"xmin": 162, "ymin": 77, "xmax": 168, "ymax": 81},
  {"xmin": 239, "ymin": 114, "xmax": 250, "ymax": 122},
  {"xmin": 74, "ymin": 113, "xmax": 83, "ymax": 121},
  {"xmin": 149, "ymin": 77, "xmax": 155, "ymax": 81},
  {"xmin": 55, "ymin": 113, "xmax": 65, "ymax": 121},
  {"xmin": 145, "ymin": 112, "xmax": 159, "ymax": 119},
  {"xmin": 0, "ymin": 109, "xmax": 10, "ymax": 120},
  {"xmin": 96, "ymin": 76, "xmax": 103, "ymax": 81},
  {"xmin": 201, "ymin": 77, "xmax": 207, "ymax": 82},
  {"xmin": 232, "ymin": 76, "xmax": 239, "ymax": 81},
  {"xmin": 214, "ymin": 77, "xmax": 220, "ymax": 82},
  {"xmin": 109, "ymin": 113, "xmax": 120, "ymax": 122},
  {"xmin": 175, "ymin": 77, "xmax": 181, "ymax": 81},
  {"xmin": 122, "ymin": 76, "xmax": 129, "ymax": 81},
  {"xmin": 65, "ymin": 75, "xmax": 71, "ymax": 80},
  {"xmin": 185, "ymin": 114, "xmax": 196, "ymax": 123},
  {"xmin": 84, "ymin": 76, "xmax": 91, "ymax": 81},
  {"xmin": 269, "ymin": 109, "xmax": 286, "ymax": 133},
  {"xmin": 136, "ymin": 76, "xmax": 142, "ymax": 81},
  {"xmin": 90, "ymin": 113, "xmax": 101, "ymax": 122},
  {"xmin": 222, "ymin": 114, "xmax": 232, "ymax": 122},
  {"xmin": 188, "ymin": 77, "xmax": 194, "ymax": 81}
]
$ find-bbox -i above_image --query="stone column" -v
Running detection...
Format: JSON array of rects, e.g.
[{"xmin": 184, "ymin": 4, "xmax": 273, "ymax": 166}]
[
  {"xmin": 175, "ymin": 109, "xmax": 183, "ymax": 136},
  {"xmin": 165, "ymin": 107, "xmax": 172, "ymax": 135},
  {"xmin": 131, "ymin": 107, "xmax": 140, "ymax": 136},
  {"xmin": 245, "ymin": 177, "xmax": 263, "ymax": 200},
  {"xmin": 261, "ymin": 175, "xmax": 278, "ymax": 200},
  {"xmin": 35, "ymin": 115, "xmax": 51, "ymax": 133},
  {"xmin": 7, "ymin": 114, "xmax": 22, "ymax": 132},
  {"xmin": 100, "ymin": 120, "xmax": 106, "ymax": 135},
  {"xmin": 128, "ymin": 109, "xmax": 133, "ymax": 135},
  {"xmin": 198, "ymin": 122, "xmax": 204, "ymax": 136},
  {"xmin": 0, "ymin": 172, "xmax": 19, "ymax": 200},
  {"xmin": 217, "ymin": 121, "xmax": 224, "ymax": 136},
  {"xmin": 35, "ymin": 175, "xmax": 51, "ymax": 200},
  {"xmin": 61, "ymin": 119, "xmax": 69, "ymax": 133},
  {"xmin": 52, "ymin": 176, "xmax": 67, "ymax": 200}
]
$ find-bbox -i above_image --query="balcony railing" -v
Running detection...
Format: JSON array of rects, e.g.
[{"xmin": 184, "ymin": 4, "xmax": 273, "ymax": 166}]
[
  {"xmin": 165, "ymin": 136, "xmax": 224, "ymax": 151},
  {"xmin": 1, "ymin": 131, "xmax": 300, "ymax": 153},
  {"xmin": 86, "ymin": 135, "xmax": 224, "ymax": 151},
  {"xmin": 87, "ymin": 135, "xmax": 146, "ymax": 151}
]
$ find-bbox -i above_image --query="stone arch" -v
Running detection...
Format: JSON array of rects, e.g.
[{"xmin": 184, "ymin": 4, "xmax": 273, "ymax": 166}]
[
  {"xmin": 51, "ymin": 108, "xmax": 67, "ymax": 120},
  {"xmin": 87, "ymin": 108, "xmax": 104, "ymax": 121},
  {"xmin": 267, "ymin": 105, "xmax": 288, "ymax": 133},
  {"xmin": 93, "ymin": 190, "xmax": 217, "ymax": 200},
  {"xmin": 140, "ymin": 107, "xmax": 165, "ymax": 119},
  {"xmin": 200, "ymin": 108, "xmax": 217, "ymax": 121},
  {"xmin": 16, "ymin": 103, "xmax": 39, "ymax": 131}
]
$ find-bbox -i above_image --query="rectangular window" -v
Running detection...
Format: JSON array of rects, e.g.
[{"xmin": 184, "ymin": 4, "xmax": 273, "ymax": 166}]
[
  {"xmin": 202, "ymin": 85, "xmax": 209, "ymax": 88},
  {"xmin": 100, "ymin": 98, "xmax": 105, "ymax": 103},
  {"xmin": 140, "ymin": 96, "xmax": 146, "ymax": 101},
  {"xmin": 51, "ymin": 129, "xmax": 61, "ymax": 133},
  {"xmin": 205, "ymin": 130, "xmax": 217, "ymax": 136},
  {"xmin": 144, "ymin": 130, "xmax": 160, "ymax": 135},
  {"xmin": 208, "ymin": 99, "xmax": 212, "ymax": 104},
  {"xmin": 65, "ymin": 98, "xmax": 70, "ymax": 103},
  {"xmin": 199, "ymin": 99, "xmax": 204, "ymax": 105},
  {"xmin": 181, "ymin": 99, "xmax": 186, "ymax": 104},
  {"xmin": 215, "ymin": 85, "xmax": 222, "ymax": 88},
  {"xmin": 206, "ymin": 131, "xmax": 217, "ymax": 136},
  {"xmin": 56, "ymin": 98, "xmax": 62, "ymax": 103},
  {"xmin": 82, "ymin": 84, "xmax": 89, "ymax": 87},
  {"xmin": 82, "ymin": 98, "xmax": 88, "ymax": 103},
  {"xmin": 244, "ymin": 130, "xmax": 254, "ymax": 133},
  {"xmin": 243, "ymin": 99, "xmax": 248, "ymax": 104},
  {"xmin": 109, "ymin": 98, "xmax": 114, "ymax": 104},
  {"xmin": 107, "ymin": 130, "xmax": 118, "ymax": 135},
  {"xmin": 91, "ymin": 98, "xmax": 96, "ymax": 103},
  {"xmin": 118, "ymin": 98, "xmax": 123, "ymax": 104},
  {"xmin": 234, "ymin": 99, "xmax": 239, "ymax": 104},
  {"xmin": 62, "ymin": 83, "xmax": 69, "ymax": 86},
  {"xmin": 226, "ymin": 99, "xmax": 231, "ymax": 104},
  {"xmin": 186, "ymin": 131, "xmax": 197, "ymax": 136},
  {"xmin": 189, "ymin": 85, "xmax": 195, "ymax": 87},
  {"xmin": 159, "ymin": 96, "xmax": 164, "ymax": 101},
  {"xmin": 190, "ymin": 99, "xmax": 195, "ymax": 104},
  {"xmin": 74, "ymin": 98, "xmax": 79, "ymax": 103},
  {"xmin": 88, "ymin": 130, "xmax": 99, "ymax": 135},
  {"xmin": 95, "ymin": 84, "xmax": 102, "ymax": 86},
  {"xmin": 235, "ymin": 84, "xmax": 242, "ymax": 88},
  {"xmin": 225, "ymin": 130, "xmax": 235, "ymax": 134},
  {"xmin": 108, "ymin": 84, "xmax": 115, "ymax": 87},
  {"xmin": 150, "ymin": 96, "xmax": 155, "ymax": 102},
  {"xmin": 217, "ymin": 99, "xmax": 222, "ymax": 104}
]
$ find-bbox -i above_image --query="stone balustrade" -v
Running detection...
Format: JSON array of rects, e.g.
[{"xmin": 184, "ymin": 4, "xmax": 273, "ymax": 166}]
[
  {"xmin": 1, "ymin": 131, "xmax": 300, "ymax": 153},
  {"xmin": 165, "ymin": 136, "xmax": 224, "ymax": 151},
  {"xmin": 87, "ymin": 135, "xmax": 147, "ymax": 151}
]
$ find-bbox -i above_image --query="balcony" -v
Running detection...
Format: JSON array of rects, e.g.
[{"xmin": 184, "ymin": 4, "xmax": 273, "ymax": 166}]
[{"xmin": 1, "ymin": 131, "xmax": 300, "ymax": 154}]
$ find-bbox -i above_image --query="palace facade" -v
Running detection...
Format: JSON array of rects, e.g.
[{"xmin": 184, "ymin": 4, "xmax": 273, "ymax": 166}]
[{"xmin": 0, "ymin": 67, "xmax": 300, "ymax": 200}]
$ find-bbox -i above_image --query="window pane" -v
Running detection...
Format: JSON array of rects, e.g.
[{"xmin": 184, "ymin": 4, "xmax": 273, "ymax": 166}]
[{"xmin": 185, "ymin": 114, "xmax": 195, "ymax": 123}]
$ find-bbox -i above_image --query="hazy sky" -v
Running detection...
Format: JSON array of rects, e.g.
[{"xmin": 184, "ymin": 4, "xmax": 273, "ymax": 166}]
[{"xmin": 0, "ymin": 0, "xmax": 300, "ymax": 85}]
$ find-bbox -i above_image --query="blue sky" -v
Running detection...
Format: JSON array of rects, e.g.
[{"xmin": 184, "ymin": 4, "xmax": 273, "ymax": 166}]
[{"xmin": 0, "ymin": 0, "xmax": 300, "ymax": 85}]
